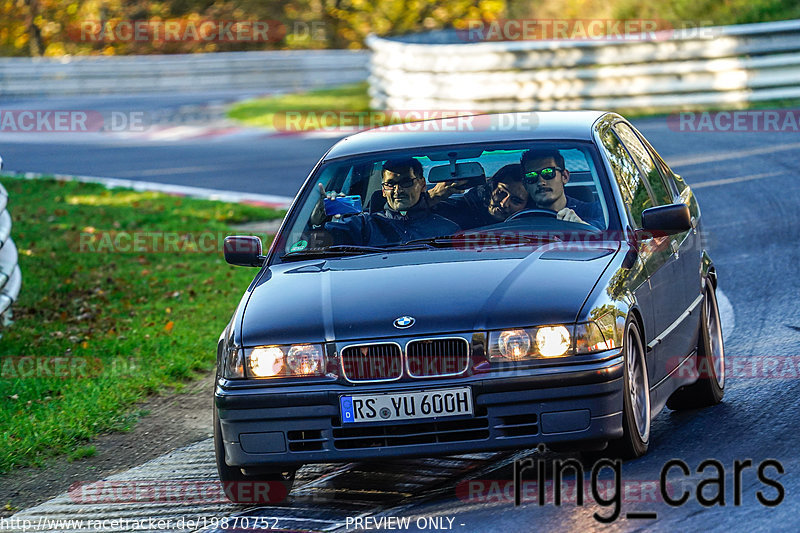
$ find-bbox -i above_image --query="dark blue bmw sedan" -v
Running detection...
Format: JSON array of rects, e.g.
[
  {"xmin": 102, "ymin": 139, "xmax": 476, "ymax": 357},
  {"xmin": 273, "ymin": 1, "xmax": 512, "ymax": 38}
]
[{"xmin": 214, "ymin": 111, "xmax": 725, "ymax": 502}]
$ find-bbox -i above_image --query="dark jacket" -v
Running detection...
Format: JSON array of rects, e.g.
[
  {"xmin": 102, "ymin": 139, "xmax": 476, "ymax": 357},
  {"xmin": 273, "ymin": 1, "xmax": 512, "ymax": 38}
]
[
  {"xmin": 522, "ymin": 194, "xmax": 604, "ymax": 229},
  {"xmin": 434, "ymin": 187, "xmax": 605, "ymax": 230},
  {"xmin": 564, "ymin": 195, "xmax": 604, "ymax": 229},
  {"xmin": 325, "ymin": 197, "xmax": 460, "ymax": 246}
]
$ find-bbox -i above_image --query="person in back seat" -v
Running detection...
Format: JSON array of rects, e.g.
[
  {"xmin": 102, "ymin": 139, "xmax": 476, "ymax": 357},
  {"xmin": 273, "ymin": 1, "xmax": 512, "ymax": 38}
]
[
  {"xmin": 520, "ymin": 148, "xmax": 604, "ymax": 229},
  {"xmin": 427, "ymin": 164, "xmax": 529, "ymax": 230}
]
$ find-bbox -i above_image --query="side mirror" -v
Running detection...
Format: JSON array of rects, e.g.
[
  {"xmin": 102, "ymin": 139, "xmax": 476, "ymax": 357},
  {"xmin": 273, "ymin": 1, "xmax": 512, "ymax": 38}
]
[
  {"xmin": 641, "ymin": 204, "xmax": 692, "ymax": 235},
  {"xmin": 223, "ymin": 236, "xmax": 265, "ymax": 267}
]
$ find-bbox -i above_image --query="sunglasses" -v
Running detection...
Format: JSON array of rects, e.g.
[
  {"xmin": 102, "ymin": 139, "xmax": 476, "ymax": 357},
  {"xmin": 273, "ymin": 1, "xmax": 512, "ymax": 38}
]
[
  {"xmin": 381, "ymin": 178, "xmax": 417, "ymax": 191},
  {"xmin": 523, "ymin": 167, "xmax": 563, "ymax": 183}
]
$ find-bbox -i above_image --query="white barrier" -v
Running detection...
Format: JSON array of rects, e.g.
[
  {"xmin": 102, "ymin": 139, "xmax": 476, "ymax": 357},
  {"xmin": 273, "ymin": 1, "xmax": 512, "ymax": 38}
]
[
  {"xmin": 366, "ymin": 19, "xmax": 800, "ymax": 111},
  {"xmin": 0, "ymin": 159, "xmax": 20, "ymax": 324},
  {"xmin": 0, "ymin": 50, "xmax": 369, "ymax": 97}
]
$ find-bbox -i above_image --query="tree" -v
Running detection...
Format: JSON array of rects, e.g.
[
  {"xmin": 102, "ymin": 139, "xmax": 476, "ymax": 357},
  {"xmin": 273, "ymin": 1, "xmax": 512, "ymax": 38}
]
[{"xmin": 0, "ymin": 0, "xmax": 507, "ymax": 56}]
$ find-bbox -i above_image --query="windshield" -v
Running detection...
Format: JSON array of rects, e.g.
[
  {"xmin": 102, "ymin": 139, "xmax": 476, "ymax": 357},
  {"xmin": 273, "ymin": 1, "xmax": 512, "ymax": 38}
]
[{"xmin": 278, "ymin": 141, "xmax": 615, "ymax": 259}]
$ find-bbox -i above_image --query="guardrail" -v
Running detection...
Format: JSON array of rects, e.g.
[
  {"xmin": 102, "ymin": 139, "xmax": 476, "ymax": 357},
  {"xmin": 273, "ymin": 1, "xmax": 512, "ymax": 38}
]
[
  {"xmin": 0, "ymin": 50, "xmax": 369, "ymax": 97},
  {"xmin": 0, "ymin": 157, "xmax": 21, "ymax": 326},
  {"xmin": 366, "ymin": 19, "xmax": 800, "ymax": 112}
]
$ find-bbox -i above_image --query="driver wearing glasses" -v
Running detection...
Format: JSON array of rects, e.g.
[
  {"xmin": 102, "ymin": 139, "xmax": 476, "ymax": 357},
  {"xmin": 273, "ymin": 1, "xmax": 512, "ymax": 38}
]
[
  {"xmin": 520, "ymin": 149, "xmax": 604, "ymax": 229},
  {"xmin": 309, "ymin": 157, "xmax": 459, "ymax": 246}
]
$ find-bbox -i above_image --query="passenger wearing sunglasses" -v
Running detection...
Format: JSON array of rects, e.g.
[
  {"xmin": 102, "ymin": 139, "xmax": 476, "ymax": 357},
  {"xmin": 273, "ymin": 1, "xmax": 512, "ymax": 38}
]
[
  {"xmin": 308, "ymin": 157, "xmax": 459, "ymax": 246},
  {"xmin": 520, "ymin": 149, "xmax": 604, "ymax": 229}
]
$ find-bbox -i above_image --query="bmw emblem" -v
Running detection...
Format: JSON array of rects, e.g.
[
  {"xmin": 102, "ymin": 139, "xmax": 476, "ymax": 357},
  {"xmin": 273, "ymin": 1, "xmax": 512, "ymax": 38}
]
[{"xmin": 393, "ymin": 316, "xmax": 415, "ymax": 329}]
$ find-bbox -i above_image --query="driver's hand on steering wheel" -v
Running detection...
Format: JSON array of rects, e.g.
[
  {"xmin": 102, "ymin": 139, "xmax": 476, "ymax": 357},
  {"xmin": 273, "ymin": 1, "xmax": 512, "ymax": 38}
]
[{"xmin": 556, "ymin": 208, "xmax": 588, "ymax": 224}]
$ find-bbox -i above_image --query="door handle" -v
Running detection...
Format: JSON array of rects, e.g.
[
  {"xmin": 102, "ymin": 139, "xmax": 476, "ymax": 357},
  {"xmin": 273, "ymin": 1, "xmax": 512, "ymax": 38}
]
[{"xmin": 671, "ymin": 240, "xmax": 680, "ymax": 258}]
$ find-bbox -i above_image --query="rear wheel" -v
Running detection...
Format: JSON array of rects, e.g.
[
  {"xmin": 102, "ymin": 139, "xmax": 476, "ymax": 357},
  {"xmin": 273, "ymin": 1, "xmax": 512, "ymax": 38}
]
[
  {"xmin": 213, "ymin": 407, "xmax": 296, "ymax": 504},
  {"xmin": 585, "ymin": 318, "xmax": 650, "ymax": 461},
  {"xmin": 666, "ymin": 285, "xmax": 725, "ymax": 410}
]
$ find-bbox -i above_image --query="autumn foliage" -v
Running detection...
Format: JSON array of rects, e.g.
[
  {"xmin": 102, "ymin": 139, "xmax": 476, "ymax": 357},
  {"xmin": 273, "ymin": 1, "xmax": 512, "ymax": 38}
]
[{"xmin": 0, "ymin": 0, "xmax": 504, "ymax": 56}]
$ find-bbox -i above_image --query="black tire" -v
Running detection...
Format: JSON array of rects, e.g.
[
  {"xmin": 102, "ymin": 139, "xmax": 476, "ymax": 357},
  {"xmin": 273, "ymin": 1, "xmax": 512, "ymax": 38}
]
[
  {"xmin": 213, "ymin": 407, "xmax": 296, "ymax": 504},
  {"xmin": 666, "ymin": 285, "xmax": 725, "ymax": 410},
  {"xmin": 585, "ymin": 318, "xmax": 650, "ymax": 462}
]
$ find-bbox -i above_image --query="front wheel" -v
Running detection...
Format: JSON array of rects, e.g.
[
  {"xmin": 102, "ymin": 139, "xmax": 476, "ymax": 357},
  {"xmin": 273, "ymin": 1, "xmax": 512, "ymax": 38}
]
[
  {"xmin": 214, "ymin": 406, "xmax": 296, "ymax": 504},
  {"xmin": 586, "ymin": 318, "xmax": 650, "ymax": 461},
  {"xmin": 666, "ymin": 285, "xmax": 725, "ymax": 410}
]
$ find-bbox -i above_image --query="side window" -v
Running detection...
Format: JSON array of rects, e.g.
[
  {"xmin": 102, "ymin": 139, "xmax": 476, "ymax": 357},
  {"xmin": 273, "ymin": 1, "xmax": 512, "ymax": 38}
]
[
  {"xmin": 601, "ymin": 129, "xmax": 653, "ymax": 228},
  {"xmin": 641, "ymin": 135, "xmax": 687, "ymax": 195},
  {"xmin": 339, "ymin": 166, "xmax": 356, "ymax": 195},
  {"xmin": 614, "ymin": 123, "xmax": 673, "ymax": 206}
]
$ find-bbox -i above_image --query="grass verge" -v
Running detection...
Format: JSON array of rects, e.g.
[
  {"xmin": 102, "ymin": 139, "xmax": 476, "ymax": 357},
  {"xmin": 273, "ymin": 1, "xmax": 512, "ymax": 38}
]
[
  {"xmin": 228, "ymin": 82, "xmax": 371, "ymax": 129},
  {"xmin": 0, "ymin": 177, "xmax": 283, "ymax": 473}
]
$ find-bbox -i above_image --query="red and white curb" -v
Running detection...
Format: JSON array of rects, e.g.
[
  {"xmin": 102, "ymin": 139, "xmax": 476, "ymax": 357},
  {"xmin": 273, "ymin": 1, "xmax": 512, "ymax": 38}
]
[
  {"xmin": 0, "ymin": 125, "xmax": 347, "ymax": 144},
  {"xmin": 112, "ymin": 124, "xmax": 348, "ymax": 143}
]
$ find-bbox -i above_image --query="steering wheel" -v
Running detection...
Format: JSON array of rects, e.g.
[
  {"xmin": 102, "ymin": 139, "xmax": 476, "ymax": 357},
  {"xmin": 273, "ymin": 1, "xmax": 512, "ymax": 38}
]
[{"xmin": 505, "ymin": 208, "xmax": 559, "ymax": 222}]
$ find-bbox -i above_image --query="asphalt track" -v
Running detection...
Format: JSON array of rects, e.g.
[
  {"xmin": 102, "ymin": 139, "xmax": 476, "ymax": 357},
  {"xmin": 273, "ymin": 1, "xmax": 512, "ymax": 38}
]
[{"xmin": 2, "ymin": 96, "xmax": 799, "ymax": 533}]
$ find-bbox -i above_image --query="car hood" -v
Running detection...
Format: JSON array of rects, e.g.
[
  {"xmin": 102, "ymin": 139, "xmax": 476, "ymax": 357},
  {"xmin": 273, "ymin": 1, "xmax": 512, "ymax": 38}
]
[{"xmin": 241, "ymin": 244, "xmax": 619, "ymax": 345}]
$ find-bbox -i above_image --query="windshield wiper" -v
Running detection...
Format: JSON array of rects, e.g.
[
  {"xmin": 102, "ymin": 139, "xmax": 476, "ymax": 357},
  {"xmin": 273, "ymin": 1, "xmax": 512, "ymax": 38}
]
[
  {"xmin": 281, "ymin": 243, "xmax": 433, "ymax": 261},
  {"xmin": 404, "ymin": 235, "xmax": 470, "ymax": 248},
  {"xmin": 406, "ymin": 232, "xmax": 563, "ymax": 248},
  {"xmin": 281, "ymin": 245, "xmax": 387, "ymax": 261}
]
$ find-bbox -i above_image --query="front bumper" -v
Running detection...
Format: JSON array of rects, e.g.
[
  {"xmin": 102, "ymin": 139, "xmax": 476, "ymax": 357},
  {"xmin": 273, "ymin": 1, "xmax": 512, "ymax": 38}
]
[{"xmin": 215, "ymin": 354, "xmax": 624, "ymax": 468}]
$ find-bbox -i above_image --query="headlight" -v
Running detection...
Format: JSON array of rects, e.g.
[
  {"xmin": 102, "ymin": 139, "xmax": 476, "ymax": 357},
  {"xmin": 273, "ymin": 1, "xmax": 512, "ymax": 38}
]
[
  {"xmin": 488, "ymin": 320, "xmax": 622, "ymax": 362},
  {"xmin": 246, "ymin": 344, "xmax": 330, "ymax": 378},
  {"xmin": 489, "ymin": 325, "xmax": 572, "ymax": 361},
  {"xmin": 497, "ymin": 329, "xmax": 532, "ymax": 360},
  {"xmin": 248, "ymin": 346, "xmax": 286, "ymax": 377},
  {"xmin": 286, "ymin": 344, "xmax": 324, "ymax": 375},
  {"xmin": 535, "ymin": 326, "xmax": 571, "ymax": 357}
]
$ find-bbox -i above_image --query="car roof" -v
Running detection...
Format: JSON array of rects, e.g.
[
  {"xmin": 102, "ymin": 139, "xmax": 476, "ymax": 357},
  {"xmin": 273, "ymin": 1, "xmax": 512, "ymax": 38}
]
[{"xmin": 323, "ymin": 110, "xmax": 610, "ymax": 160}]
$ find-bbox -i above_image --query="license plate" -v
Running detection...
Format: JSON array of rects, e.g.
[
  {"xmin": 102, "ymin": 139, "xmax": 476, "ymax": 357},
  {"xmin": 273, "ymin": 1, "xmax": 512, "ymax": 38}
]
[{"xmin": 339, "ymin": 387, "xmax": 473, "ymax": 424}]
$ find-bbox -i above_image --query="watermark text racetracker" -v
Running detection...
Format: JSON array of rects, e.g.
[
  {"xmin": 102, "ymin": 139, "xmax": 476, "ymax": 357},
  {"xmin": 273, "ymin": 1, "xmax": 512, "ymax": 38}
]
[
  {"xmin": 669, "ymin": 110, "xmax": 800, "ymax": 132},
  {"xmin": 77, "ymin": 231, "xmax": 273, "ymax": 254},
  {"xmin": 68, "ymin": 19, "xmax": 330, "ymax": 44},
  {"xmin": 70, "ymin": 19, "xmax": 286, "ymax": 43},
  {"xmin": 272, "ymin": 110, "xmax": 540, "ymax": 133},
  {"xmin": 1, "ymin": 356, "xmax": 137, "ymax": 379},
  {"xmin": 0, "ymin": 111, "xmax": 145, "ymax": 133},
  {"xmin": 671, "ymin": 355, "xmax": 800, "ymax": 380},
  {"xmin": 77, "ymin": 230, "xmax": 706, "ymax": 254},
  {"xmin": 67, "ymin": 480, "xmax": 288, "ymax": 505},
  {"xmin": 456, "ymin": 18, "xmax": 718, "ymax": 42}
]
